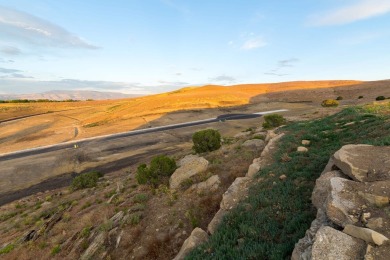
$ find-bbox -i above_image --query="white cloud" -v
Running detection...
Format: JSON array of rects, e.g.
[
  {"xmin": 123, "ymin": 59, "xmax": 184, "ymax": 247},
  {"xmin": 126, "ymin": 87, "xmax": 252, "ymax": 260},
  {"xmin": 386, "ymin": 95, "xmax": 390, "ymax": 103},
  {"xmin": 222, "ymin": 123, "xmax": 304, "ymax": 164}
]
[
  {"xmin": 0, "ymin": 5, "xmax": 98, "ymax": 49},
  {"xmin": 309, "ymin": 0, "xmax": 390, "ymax": 26},
  {"xmin": 241, "ymin": 37, "xmax": 267, "ymax": 50},
  {"xmin": 1, "ymin": 45, "xmax": 21, "ymax": 55},
  {"xmin": 209, "ymin": 75, "xmax": 236, "ymax": 83}
]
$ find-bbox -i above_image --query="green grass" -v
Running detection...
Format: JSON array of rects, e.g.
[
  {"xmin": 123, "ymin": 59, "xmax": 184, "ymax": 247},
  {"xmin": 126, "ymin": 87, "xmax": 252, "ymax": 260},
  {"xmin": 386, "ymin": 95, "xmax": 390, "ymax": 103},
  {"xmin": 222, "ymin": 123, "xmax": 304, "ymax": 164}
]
[
  {"xmin": 187, "ymin": 105, "xmax": 390, "ymax": 259},
  {"xmin": 0, "ymin": 244, "xmax": 14, "ymax": 255}
]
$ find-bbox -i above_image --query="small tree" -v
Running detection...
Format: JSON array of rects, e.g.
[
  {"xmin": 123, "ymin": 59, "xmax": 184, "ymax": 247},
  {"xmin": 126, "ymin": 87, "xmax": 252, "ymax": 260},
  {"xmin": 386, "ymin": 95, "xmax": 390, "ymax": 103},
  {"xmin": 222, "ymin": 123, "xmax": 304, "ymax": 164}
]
[
  {"xmin": 336, "ymin": 96, "xmax": 343, "ymax": 100},
  {"xmin": 358, "ymin": 96, "xmax": 363, "ymax": 99},
  {"xmin": 376, "ymin": 96, "xmax": 386, "ymax": 101},
  {"xmin": 321, "ymin": 99, "xmax": 339, "ymax": 107},
  {"xmin": 71, "ymin": 171, "xmax": 103, "ymax": 190},
  {"xmin": 262, "ymin": 114, "xmax": 286, "ymax": 129},
  {"xmin": 135, "ymin": 155, "xmax": 176, "ymax": 186},
  {"xmin": 192, "ymin": 129, "xmax": 221, "ymax": 153}
]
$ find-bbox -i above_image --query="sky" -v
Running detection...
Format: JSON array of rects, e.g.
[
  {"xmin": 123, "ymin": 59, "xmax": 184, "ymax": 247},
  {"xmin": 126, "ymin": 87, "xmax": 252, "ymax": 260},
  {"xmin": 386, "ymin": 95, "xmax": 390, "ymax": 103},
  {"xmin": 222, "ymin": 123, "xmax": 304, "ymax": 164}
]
[{"xmin": 0, "ymin": 0, "xmax": 390, "ymax": 95}]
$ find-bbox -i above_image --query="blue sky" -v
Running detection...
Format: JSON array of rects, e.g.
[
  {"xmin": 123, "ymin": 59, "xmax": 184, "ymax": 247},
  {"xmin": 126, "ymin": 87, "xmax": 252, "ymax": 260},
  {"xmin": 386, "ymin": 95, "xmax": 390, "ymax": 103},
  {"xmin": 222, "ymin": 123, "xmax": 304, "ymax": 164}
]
[{"xmin": 0, "ymin": 0, "xmax": 389, "ymax": 94}]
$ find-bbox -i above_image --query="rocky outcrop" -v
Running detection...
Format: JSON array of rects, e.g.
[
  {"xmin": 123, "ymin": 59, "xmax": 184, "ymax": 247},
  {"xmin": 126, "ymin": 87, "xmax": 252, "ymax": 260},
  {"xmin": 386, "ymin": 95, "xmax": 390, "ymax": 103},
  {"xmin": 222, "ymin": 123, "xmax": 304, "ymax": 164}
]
[
  {"xmin": 293, "ymin": 145, "xmax": 390, "ymax": 260},
  {"xmin": 173, "ymin": 228, "xmax": 208, "ymax": 260},
  {"xmin": 311, "ymin": 226, "xmax": 366, "ymax": 260},
  {"xmin": 242, "ymin": 139, "xmax": 265, "ymax": 149},
  {"xmin": 332, "ymin": 145, "xmax": 390, "ymax": 182},
  {"xmin": 169, "ymin": 155, "xmax": 209, "ymax": 190}
]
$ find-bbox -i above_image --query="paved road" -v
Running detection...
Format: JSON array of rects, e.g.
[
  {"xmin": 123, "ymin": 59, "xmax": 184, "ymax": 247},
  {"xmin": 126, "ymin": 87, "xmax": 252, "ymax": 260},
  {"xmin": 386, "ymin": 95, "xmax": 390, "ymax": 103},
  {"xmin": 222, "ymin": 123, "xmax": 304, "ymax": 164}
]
[{"xmin": 0, "ymin": 109, "xmax": 287, "ymax": 161}]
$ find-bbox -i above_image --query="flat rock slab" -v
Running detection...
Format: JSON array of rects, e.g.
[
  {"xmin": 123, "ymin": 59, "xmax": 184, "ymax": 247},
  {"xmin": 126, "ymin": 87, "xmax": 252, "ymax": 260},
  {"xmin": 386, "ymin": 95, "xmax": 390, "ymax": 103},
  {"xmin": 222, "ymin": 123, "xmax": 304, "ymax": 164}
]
[
  {"xmin": 189, "ymin": 175, "xmax": 221, "ymax": 194},
  {"xmin": 312, "ymin": 171, "xmax": 345, "ymax": 210},
  {"xmin": 312, "ymin": 226, "xmax": 366, "ymax": 260},
  {"xmin": 333, "ymin": 145, "xmax": 390, "ymax": 182}
]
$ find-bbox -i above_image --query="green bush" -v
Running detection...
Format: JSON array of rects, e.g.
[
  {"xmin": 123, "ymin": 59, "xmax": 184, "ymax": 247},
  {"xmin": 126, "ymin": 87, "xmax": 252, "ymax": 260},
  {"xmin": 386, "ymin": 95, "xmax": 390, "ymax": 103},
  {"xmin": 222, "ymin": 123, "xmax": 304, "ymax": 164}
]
[
  {"xmin": 192, "ymin": 129, "xmax": 221, "ymax": 153},
  {"xmin": 336, "ymin": 96, "xmax": 343, "ymax": 100},
  {"xmin": 135, "ymin": 155, "xmax": 176, "ymax": 186},
  {"xmin": 376, "ymin": 96, "xmax": 386, "ymax": 101},
  {"xmin": 0, "ymin": 244, "xmax": 14, "ymax": 255},
  {"xmin": 321, "ymin": 99, "xmax": 339, "ymax": 107},
  {"xmin": 71, "ymin": 171, "xmax": 103, "ymax": 190},
  {"xmin": 358, "ymin": 96, "xmax": 364, "ymax": 99},
  {"xmin": 262, "ymin": 114, "xmax": 286, "ymax": 129}
]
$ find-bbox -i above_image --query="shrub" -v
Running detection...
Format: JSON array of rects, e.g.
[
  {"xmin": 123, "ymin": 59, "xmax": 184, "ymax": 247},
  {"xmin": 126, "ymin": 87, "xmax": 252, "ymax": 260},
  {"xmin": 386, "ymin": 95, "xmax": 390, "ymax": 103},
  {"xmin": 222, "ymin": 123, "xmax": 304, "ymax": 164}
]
[
  {"xmin": 358, "ymin": 96, "xmax": 364, "ymax": 99},
  {"xmin": 192, "ymin": 129, "xmax": 221, "ymax": 153},
  {"xmin": 0, "ymin": 244, "xmax": 14, "ymax": 255},
  {"xmin": 336, "ymin": 96, "xmax": 343, "ymax": 100},
  {"xmin": 376, "ymin": 96, "xmax": 386, "ymax": 101},
  {"xmin": 321, "ymin": 99, "xmax": 339, "ymax": 107},
  {"xmin": 71, "ymin": 171, "xmax": 103, "ymax": 190},
  {"xmin": 135, "ymin": 155, "xmax": 176, "ymax": 186},
  {"xmin": 51, "ymin": 245, "xmax": 61, "ymax": 256},
  {"xmin": 262, "ymin": 114, "xmax": 286, "ymax": 129}
]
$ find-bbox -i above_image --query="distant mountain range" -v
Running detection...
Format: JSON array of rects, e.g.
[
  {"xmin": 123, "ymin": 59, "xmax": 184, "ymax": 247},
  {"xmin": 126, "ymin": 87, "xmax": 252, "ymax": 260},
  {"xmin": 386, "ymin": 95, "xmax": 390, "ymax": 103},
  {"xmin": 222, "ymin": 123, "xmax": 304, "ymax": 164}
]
[{"xmin": 0, "ymin": 90, "xmax": 142, "ymax": 101}]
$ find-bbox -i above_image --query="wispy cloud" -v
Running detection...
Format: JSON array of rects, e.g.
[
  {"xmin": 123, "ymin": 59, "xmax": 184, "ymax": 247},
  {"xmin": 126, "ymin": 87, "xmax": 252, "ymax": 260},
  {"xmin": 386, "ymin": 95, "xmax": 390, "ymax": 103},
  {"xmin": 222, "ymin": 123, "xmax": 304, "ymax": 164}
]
[
  {"xmin": 209, "ymin": 75, "xmax": 236, "ymax": 84},
  {"xmin": 0, "ymin": 67, "xmax": 21, "ymax": 73},
  {"xmin": 0, "ymin": 58, "xmax": 14, "ymax": 63},
  {"xmin": 1, "ymin": 45, "xmax": 21, "ymax": 55},
  {"xmin": 309, "ymin": 0, "xmax": 390, "ymax": 26},
  {"xmin": 264, "ymin": 58, "xmax": 299, "ymax": 77},
  {"xmin": 241, "ymin": 37, "xmax": 267, "ymax": 50},
  {"xmin": 0, "ymin": 5, "xmax": 98, "ymax": 49},
  {"xmin": 0, "ymin": 67, "xmax": 33, "ymax": 78}
]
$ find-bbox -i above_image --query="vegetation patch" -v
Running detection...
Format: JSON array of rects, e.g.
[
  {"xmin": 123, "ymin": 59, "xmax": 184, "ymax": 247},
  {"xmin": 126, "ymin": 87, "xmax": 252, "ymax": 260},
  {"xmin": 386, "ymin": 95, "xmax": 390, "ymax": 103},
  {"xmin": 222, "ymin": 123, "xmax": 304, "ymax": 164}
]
[
  {"xmin": 321, "ymin": 99, "xmax": 339, "ymax": 107},
  {"xmin": 135, "ymin": 155, "xmax": 177, "ymax": 186},
  {"xmin": 262, "ymin": 114, "xmax": 286, "ymax": 129},
  {"xmin": 71, "ymin": 171, "xmax": 103, "ymax": 190},
  {"xmin": 0, "ymin": 244, "xmax": 15, "ymax": 255},
  {"xmin": 192, "ymin": 129, "xmax": 221, "ymax": 153},
  {"xmin": 188, "ymin": 105, "xmax": 390, "ymax": 259}
]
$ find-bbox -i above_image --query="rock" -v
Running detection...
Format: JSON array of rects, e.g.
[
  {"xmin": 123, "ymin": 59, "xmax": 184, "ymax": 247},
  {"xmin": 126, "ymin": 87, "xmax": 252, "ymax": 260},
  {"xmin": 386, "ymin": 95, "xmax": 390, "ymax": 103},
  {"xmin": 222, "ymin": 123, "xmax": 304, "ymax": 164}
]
[
  {"xmin": 357, "ymin": 191, "xmax": 389, "ymax": 208},
  {"xmin": 207, "ymin": 209, "xmax": 227, "ymax": 235},
  {"xmin": 279, "ymin": 174, "xmax": 287, "ymax": 180},
  {"xmin": 260, "ymin": 133, "xmax": 285, "ymax": 159},
  {"xmin": 265, "ymin": 130, "xmax": 278, "ymax": 143},
  {"xmin": 170, "ymin": 155, "xmax": 209, "ymax": 190},
  {"xmin": 343, "ymin": 224, "xmax": 389, "ymax": 246},
  {"xmin": 325, "ymin": 177, "xmax": 363, "ymax": 227},
  {"xmin": 312, "ymin": 171, "xmax": 345, "ymax": 210},
  {"xmin": 234, "ymin": 131, "xmax": 251, "ymax": 138},
  {"xmin": 189, "ymin": 175, "xmax": 221, "ymax": 194},
  {"xmin": 80, "ymin": 232, "xmax": 106, "ymax": 260},
  {"xmin": 220, "ymin": 177, "xmax": 250, "ymax": 210},
  {"xmin": 292, "ymin": 209, "xmax": 334, "ymax": 260},
  {"xmin": 302, "ymin": 140, "xmax": 311, "ymax": 145},
  {"xmin": 173, "ymin": 228, "xmax": 208, "ymax": 260},
  {"xmin": 311, "ymin": 226, "xmax": 366, "ymax": 260},
  {"xmin": 110, "ymin": 211, "xmax": 124, "ymax": 228},
  {"xmin": 362, "ymin": 212, "xmax": 371, "ymax": 223},
  {"xmin": 246, "ymin": 162, "xmax": 260, "ymax": 178},
  {"xmin": 366, "ymin": 218, "xmax": 384, "ymax": 230},
  {"xmin": 321, "ymin": 158, "xmax": 336, "ymax": 175},
  {"xmin": 242, "ymin": 139, "xmax": 265, "ymax": 149},
  {"xmin": 297, "ymin": 146, "xmax": 308, "ymax": 152},
  {"xmin": 332, "ymin": 145, "xmax": 390, "ymax": 182}
]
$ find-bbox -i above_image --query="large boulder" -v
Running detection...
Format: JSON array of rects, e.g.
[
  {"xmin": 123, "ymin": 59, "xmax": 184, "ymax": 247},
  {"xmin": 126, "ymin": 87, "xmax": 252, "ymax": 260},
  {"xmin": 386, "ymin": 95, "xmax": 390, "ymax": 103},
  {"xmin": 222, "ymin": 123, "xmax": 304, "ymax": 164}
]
[
  {"xmin": 169, "ymin": 155, "xmax": 209, "ymax": 190},
  {"xmin": 311, "ymin": 226, "xmax": 366, "ymax": 260},
  {"xmin": 173, "ymin": 228, "xmax": 208, "ymax": 260},
  {"xmin": 242, "ymin": 139, "xmax": 265, "ymax": 149},
  {"xmin": 333, "ymin": 145, "xmax": 390, "ymax": 182}
]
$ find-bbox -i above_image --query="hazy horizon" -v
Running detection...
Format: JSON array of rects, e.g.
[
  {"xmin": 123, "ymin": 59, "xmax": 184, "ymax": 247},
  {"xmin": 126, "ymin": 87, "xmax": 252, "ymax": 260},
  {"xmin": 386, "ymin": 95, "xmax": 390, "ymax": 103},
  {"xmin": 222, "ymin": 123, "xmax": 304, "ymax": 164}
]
[{"xmin": 1, "ymin": 0, "xmax": 390, "ymax": 95}]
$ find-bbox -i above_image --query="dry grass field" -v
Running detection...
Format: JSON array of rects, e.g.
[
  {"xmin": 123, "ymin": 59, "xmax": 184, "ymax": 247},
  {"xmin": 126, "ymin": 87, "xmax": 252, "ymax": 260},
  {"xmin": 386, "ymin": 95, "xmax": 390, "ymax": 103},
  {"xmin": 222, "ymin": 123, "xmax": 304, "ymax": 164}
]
[{"xmin": 2, "ymin": 79, "xmax": 390, "ymax": 154}]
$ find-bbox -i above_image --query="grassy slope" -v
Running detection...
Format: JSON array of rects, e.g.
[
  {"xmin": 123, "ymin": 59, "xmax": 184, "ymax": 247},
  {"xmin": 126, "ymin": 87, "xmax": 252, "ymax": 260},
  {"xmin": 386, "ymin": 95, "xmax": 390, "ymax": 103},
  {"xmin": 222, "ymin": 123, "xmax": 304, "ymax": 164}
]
[{"xmin": 188, "ymin": 102, "xmax": 390, "ymax": 259}]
